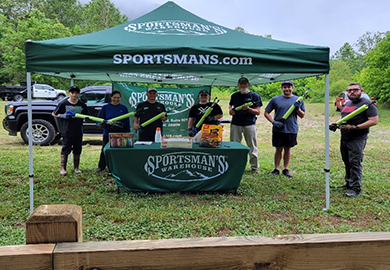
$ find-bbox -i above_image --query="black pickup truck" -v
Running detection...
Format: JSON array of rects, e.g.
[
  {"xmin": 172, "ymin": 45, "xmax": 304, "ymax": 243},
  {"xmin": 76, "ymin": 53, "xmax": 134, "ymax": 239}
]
[
  {"xmin": 2, "ymin": 85, "xmax": 112, "ymax": 146},
  {"xmin": 0, "ymin": 85, "xmax": 26, "ymax": 102}
]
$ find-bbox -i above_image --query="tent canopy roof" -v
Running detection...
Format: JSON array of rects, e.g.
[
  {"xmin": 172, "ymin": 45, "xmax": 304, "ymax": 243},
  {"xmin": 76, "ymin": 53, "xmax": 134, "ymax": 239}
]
[{"xmin": 25, "ymin": 1, "xmax": 329, "ymax": 86}]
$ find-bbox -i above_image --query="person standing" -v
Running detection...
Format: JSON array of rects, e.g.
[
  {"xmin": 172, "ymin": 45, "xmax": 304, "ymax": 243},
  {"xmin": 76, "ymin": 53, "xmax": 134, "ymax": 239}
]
[
  {"xmin": 264, "ymin": 80, "xmax": 305, "ymax": 178},
  {"xmin": 95, "ymin": 90, "xmax": 130, "ymax": 172},
  {"xmin": 52, "ymin": 86, "xmax": 88, "ymax": 176},
  {"xmin": 229, "ymin": 77, "xmax": 262, "ymax": 173},
  {"xmin": 133, "ymin": 87, "xmax": 167, "ymax": 141},
  {"xmin": 188, "ymin": 90, "xmax": 223, "ymax": 137},
  {"xmin": 330, "ymin": 83, "xmax": 378, "ymax": 197}
]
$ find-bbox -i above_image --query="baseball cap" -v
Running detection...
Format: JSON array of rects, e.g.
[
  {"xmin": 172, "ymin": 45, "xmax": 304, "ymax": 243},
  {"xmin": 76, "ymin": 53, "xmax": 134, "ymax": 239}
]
[
  {"xmin": 281, "ymin": 80, "xmax": 294, "ymax": 86},
  {"xmin": 198, "ymin": 90, "xmax": 210, "ymax": 96},
  {"xmin": 68, "ymin": 86, "xmax": 80, "ymax": 93},
  {"xmin": 238, "ymin": 77, "xmax": 249, "ymax": 84},
  {"xmin": 147, "ymin": 87, "xmax": 157, "ymax": 92}
]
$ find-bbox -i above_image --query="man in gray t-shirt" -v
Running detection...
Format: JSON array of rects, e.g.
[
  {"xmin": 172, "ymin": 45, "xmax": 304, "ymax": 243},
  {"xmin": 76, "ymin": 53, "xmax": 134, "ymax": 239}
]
[{"xmin": 264, "ymin": 80, "xmax": 305, "ymax": 178}]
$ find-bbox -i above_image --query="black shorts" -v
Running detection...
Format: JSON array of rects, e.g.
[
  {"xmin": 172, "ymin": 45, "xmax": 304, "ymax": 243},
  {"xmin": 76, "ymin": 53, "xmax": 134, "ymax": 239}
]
[{"xmin": 272, "ymin": 132, "xmax": 297, "ymax": 148}]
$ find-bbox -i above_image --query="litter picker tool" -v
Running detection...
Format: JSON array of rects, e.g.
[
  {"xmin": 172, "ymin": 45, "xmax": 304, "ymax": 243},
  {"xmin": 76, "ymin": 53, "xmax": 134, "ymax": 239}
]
[
  {"xmin": 137, "ymin": 103, "xmax": 181, "ymax": 132},
  {"xmin": 234, "ymin": 102, "xmax": 253, "ymax": 111},
  {"xmin": 108, "ymin": 112, "xmax": 135, "ymax": 122},
  {"xmin": 65, "ymin": 111, "xmax": 123, "ymax": 128},
  {"xmin": 281, "ymin": 87, "xmax": 310, "ymax": 121},
  {"xmin": 195, "ymin": 97, "xmax": 220, "ymax": 130},
  {"xmin": 329, "ymin": 100, "xmax": 376, "ymax": 131}
]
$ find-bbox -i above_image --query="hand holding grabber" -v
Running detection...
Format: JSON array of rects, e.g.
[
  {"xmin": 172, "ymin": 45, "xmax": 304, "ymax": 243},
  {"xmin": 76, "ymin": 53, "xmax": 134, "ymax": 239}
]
[
  {"xmin": 189, "ymin": 98, "xmax": 219, "ymax": 137},
  {"xmin": 234, "ymin": 101, "xmax": 253, "ymax": 111},
  {"xmin": 134, "ymin": 103, "xmax": 180, "ymax": 133},
  {"xmin": 329, "ymin": 101, "xmax": 376, "ymax": 132},
  {"xmin": 281, "ymin": 87, "xmax": 310, "ymax": 122},
  {"xmin": 65, "ymin": 111, "xmax": 123, "ymax": 128}
]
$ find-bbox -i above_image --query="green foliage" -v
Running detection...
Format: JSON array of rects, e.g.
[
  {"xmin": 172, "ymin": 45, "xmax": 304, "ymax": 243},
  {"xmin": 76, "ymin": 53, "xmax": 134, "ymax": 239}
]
[
  {"xmin": 329, "ymin": 61, "xmax": 353, "ymax": 96},
  {"xmin": 0, "ymin": 9, "xmax": 72, "ymax": 83},
  {"xmin": 0, "ymin": 0, "xmax": 126, "ymax": 84},
  {"xmin": 41, "ymin": 0, "xmax": 84, "ymax": 30},
  {"xmin": 82, "ymin": 0, "xmax": 127, "ymax": 33},
  {"xmin": 358, "ymin": 33, "xmax": 390, "ymax": 104}
]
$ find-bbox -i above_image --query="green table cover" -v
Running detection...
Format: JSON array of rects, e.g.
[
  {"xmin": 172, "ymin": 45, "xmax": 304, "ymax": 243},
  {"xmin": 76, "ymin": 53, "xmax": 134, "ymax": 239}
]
[{"xmin": 104, "ymin": 142, "xmax": 249, "ymax": 192}]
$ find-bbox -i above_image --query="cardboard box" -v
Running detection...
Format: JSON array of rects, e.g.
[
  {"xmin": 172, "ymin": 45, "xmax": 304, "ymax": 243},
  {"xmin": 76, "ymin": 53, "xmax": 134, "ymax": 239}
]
[{"xmin": 109, "ymin": 133, "xmax": 134, "ymax": 148}]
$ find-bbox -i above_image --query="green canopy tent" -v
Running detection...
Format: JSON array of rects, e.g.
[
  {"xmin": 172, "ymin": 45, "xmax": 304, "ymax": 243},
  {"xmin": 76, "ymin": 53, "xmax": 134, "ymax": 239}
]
[
  {"xmin": 25, "ymin": 1, "xmax": 329, "ymax": 85},
  {"xmin": 24, "ymin": 1, "xmax": 332, "ymax": 211}
]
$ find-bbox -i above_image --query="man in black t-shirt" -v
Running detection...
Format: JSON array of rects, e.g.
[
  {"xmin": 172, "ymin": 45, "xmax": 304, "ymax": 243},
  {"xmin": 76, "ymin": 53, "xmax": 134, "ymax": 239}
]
[
  {"xmin": 187, "ymin": 90, "xmax": 223, "ymax": 137},
  {"xmin": 330, "ymin": 82, "xmax": 378, "ymax": 198},
  {"xmin": 52, "ymin": 86, "xmax": 88, "ymax": 176},
  {"xmin": 229, "ymin": 77, "xmax": 262, "ymax": 173},
  {"xmin": 133, "ymin": 87, "xmax": 167, "ymax": 141}
]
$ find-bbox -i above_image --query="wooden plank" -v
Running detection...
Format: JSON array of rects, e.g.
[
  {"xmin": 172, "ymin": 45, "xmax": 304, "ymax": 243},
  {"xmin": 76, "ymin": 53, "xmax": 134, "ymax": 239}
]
[
  {"xmin": 26, "ymin": 204, "xmax": 82, "ymax": 244},
  {"xmin": 0, "ymin": 244, "xmax": 55, "ymax": 270},
  {"xmin": 53, "ymin": 232, "xmax": 390, "ymax": 270}
]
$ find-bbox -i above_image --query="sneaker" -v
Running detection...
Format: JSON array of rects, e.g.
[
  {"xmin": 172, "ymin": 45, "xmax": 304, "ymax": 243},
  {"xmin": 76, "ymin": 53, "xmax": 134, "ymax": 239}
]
[
  {"xmin": 344, "ymin": 189, "xmax": 360, "ymax": 198},
  {"xmin": 269, "ymin": 169, "xmax": 280, "ymax": 176},
  {"xmin": 282, "ymin": 169, "xmax": 292, "ymax": 178},
  {"xmin": 251, "ymin": 168, "xmax": 259, "ymax": 174}
]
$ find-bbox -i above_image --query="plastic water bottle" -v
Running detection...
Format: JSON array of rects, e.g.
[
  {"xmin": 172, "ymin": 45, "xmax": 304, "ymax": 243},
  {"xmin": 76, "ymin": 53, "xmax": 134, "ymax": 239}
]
[{"xmin": 154, "ymin": 127, "xmax": 162, "ymax": 143}]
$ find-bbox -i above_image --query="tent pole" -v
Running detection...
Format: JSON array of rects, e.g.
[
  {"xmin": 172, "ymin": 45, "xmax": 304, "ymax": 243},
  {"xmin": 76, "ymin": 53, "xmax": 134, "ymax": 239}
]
[
  {"xmin": 323, "ymin": 73, "xmax": 330, "ymax": 211},
  {"xmin": 27, "ymin": 72, "xmax": 34, "ymax": 214}
]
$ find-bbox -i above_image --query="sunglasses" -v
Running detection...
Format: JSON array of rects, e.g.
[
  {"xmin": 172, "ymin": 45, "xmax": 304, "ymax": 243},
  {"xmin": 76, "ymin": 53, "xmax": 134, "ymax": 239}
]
[{"xmin": 347, "ymin": 88, "xmax": 361, "ymax": 92}]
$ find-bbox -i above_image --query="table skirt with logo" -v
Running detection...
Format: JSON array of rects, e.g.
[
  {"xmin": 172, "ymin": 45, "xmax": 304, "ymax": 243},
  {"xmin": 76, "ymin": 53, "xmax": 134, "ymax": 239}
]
[{"xmin": 104, "ymin": 142, "xmax": 249, "ymax": 193}]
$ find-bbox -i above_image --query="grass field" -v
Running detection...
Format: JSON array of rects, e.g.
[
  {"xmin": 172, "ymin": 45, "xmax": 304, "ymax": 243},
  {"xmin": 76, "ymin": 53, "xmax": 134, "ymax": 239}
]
[{"xmin": 1, "ymin": 100, "xmax": 390, "ymax": 246}]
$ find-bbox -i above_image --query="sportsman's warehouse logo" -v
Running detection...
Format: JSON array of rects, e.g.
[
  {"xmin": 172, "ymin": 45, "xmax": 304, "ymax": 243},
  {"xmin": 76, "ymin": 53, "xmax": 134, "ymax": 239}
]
[
  {"xmin": 144, "ymin": 152, "xmax": 229, "ymax": 182},
  {"xmin": 128, "ymin": 91, "xmax": 194, "ymax": 115},
  {"xmin": 124, "ymin": 20, "xmax": 227, "ymax": 36}
]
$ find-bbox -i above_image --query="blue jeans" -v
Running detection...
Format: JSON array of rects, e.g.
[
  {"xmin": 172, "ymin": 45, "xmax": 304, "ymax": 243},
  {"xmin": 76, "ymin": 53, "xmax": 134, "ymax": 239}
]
[{"xmin": 340, "ymin": 138, "xmax": 367, "ymax": 192}]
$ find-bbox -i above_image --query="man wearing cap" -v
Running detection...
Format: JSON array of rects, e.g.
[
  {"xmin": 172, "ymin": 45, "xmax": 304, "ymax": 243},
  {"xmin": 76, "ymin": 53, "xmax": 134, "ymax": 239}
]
[
  {"xmin": 52, "ymin": 86, "xmax": 88, "ymax": 176},
  {"xmin": 264, "ymin": 80, "xmax": 305, "ymax": 178},
  {"xmin": 187, "ymin": 90, "xmax": 223, "ymax": 137},
  {"xmin": 229, "ymin": 77, "xmax": 263, "ymax": 173},
  {"xmin": 330, "ymin": 82, "xmax": 378, "ymax": 197},
  {"xmin": 133, "ymin": 87, "xmax": 167, "ymax": 141}
]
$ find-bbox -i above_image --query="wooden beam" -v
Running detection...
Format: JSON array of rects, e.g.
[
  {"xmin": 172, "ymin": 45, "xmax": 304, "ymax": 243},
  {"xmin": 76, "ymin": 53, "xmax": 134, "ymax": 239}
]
[
  {"xmin": 0, "ymin": 244, "xmax": 54, "ymax": 270},
  {"xmin": 53, "ymin": 232, "xmax": 390, "ymax": 269},
  {"xmin": 26, "ymin": 204, "xmax": 82, "ymax": 244}
]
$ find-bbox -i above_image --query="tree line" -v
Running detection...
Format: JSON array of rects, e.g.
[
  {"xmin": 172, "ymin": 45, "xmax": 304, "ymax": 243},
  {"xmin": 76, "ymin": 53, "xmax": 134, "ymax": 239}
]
[{"xmin": 1, "ymin": 0, "xmax": 389, "ymax": 105}]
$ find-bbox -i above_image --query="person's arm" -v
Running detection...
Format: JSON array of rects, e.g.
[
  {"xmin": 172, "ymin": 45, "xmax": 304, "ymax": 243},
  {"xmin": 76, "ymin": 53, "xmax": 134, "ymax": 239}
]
[
  {"xmin": 188, "ymin": 117, "xmax": 195, "ymax": 129},
  {"xmin": 296, "ymin": 107, "xmax": 305, "ymax": 118},
  {"xmin": 357, "ymin": 115, "xmax": 378, "ymax": 129},
  {"xmin": 52, "ymin": 104, "xmax": 69, "ymax": 119},
  {"xmin": 229, "ymin": 104, "xmax": 236, "ymax": 115},
  {"xmin": 160, "ymin": 104, "xmax": 168, "ymax": 121},
  {"xmin": 264, "ymin": 110, "xmax": 274, "ymax": 124},
  {"xmin": 160, "ymin": 114, "xmax": 167, "ymax": 121},
  {"xmin": 242, "ymin": 105, "xmax": 260, "ymax": 115},
  {"xmin": 133, "ymin": 116, "xmax": 140, "ymax": 130}
]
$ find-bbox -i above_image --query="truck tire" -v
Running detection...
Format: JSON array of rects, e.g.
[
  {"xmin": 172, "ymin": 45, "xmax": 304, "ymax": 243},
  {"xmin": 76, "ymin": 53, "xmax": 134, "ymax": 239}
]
[
  {"xmin": 20, "ymin": 119, "xmax": 56, "ymax": 146},
  {"xmin": 13, "ymin": 94, "xmax": 24, "ymax": 102},
  {"xmin": 55, "ymin": 94, "xmax": 66, "ymax": 101}
]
